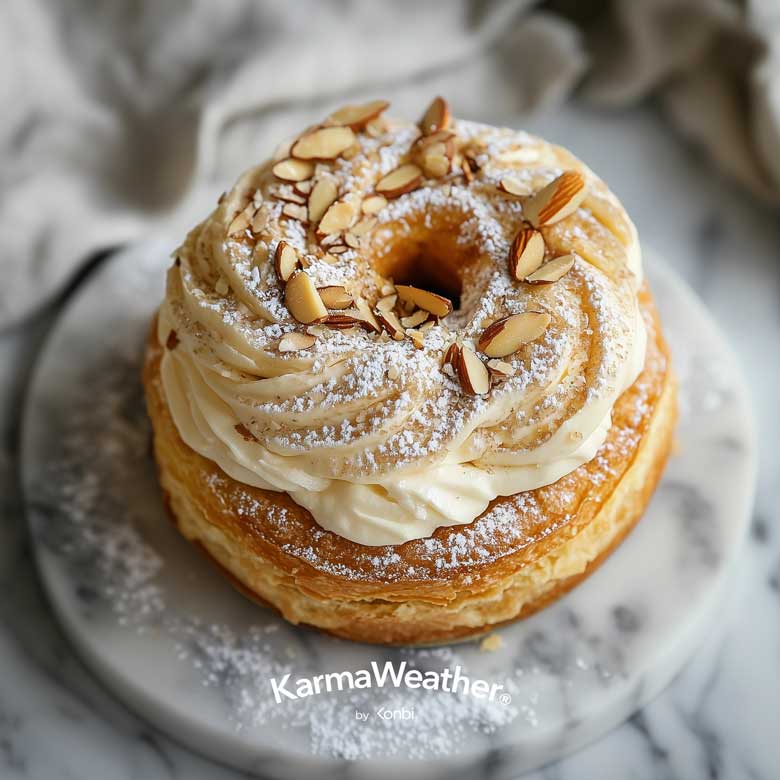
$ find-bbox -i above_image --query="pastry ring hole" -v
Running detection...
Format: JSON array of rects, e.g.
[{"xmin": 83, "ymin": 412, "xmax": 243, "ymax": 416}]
[{"xmin": 370, "ymin": 215, "xmax": 486, "ymax": 314}]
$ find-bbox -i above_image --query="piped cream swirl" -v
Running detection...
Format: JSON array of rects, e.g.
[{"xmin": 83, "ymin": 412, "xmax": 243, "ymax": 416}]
[{"xmin": 158, "ymin": 118, "xmax": 646, "ymax": 546}]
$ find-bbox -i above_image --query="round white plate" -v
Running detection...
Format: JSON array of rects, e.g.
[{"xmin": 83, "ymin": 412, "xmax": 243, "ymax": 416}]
[{"xmin": 23, "ymin": 239, "xmax": 755, "ymax": 779}]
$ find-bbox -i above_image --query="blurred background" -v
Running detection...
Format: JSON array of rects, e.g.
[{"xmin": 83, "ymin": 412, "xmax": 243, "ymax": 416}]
[{"xmin": 0, "ymin": 1, "xmax": 778, "ymax": 778}]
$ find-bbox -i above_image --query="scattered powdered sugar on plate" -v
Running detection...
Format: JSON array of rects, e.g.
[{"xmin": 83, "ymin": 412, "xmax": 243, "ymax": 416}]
[{"xmin": 27, "ymin": 345, "xmax": 530, "ymax": 759}]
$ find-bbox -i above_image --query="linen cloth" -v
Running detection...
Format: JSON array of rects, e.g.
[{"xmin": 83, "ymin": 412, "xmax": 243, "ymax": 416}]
[{"xmin": 0, "ymin": 0, "xmax": 777, "ymax": 329}]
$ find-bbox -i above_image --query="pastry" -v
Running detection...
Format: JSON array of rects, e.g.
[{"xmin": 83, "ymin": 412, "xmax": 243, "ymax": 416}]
[{"xmin": 143, "ymin": 97, "xmax": 676, "ymax": 645}]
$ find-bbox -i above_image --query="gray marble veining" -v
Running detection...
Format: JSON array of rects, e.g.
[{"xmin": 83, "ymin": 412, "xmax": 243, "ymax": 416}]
[{"xmin": 0, "ymin": 104, "xmax": 777, "ymax": 779}]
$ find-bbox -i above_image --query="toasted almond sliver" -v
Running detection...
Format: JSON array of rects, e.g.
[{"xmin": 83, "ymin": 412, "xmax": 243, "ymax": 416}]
[
  {"xmin": 524, "ymin": 171, "xmax": 587, "ymax": 227},
  {"xmin": 508, "ymin": 228, "xmax": 545, "ymax": 281},
  {"xmin": 294, "ymin": 179, "xmax": 314, "ymax": 196},
  {"xmin": 376, "ymin": 310, "xmax": 405, "ymax": 340},
  {"xmin": 344, "ymin": 232, "xmax": 360, "ymax": 249},
  {"xmin": 401, "ymin": 309, "xmax": 429, "ymax": 328},
  {"xmin": 487, "ymin": 358, "xmax": 516, "ymax": 379},
  {"xmin": 318, "ymin": 200, "xmax": 357, "ymax": 235},
  {"xmin": 284, "ymin": 270, "xmax": 328, "ymax": 324},
  {"xmin": 420, "ymin": 96, "xmax": 451, "ymax": 136},
  {"xmin": 362, "ymin": 195, "xmax": 387, "ymax": 215},
  {"xmin": 227, "ymin": 204, "xmax": 253, "ymax": 236},
  {"xmin": 457, "ymin": 345, "xmax": 490, "ymax": 395},
  {"xmin": 279, "ymin": 332, "xmax": 317, "ymax": 352},
  {"xmin": 308, "ymin": 178, "xmax": 338, "ymax": 224},
  {"xmin": 422, "ymin": 153, "xmax": 450, "ymax": 178},
  {"xmin": 326, "ymin": 99, "xmax": 390, "ymax": 130},
  {"xmin": 318, "ymin": 285, "xmax": 353, "ymax": 309},
  {"xmin": 274, "ymin": 241, "xmax": 301, "ymax": 283},
  {"xmin": 477, "ymin": 312, "xmax": 551, "ymax": 358},
  {"xmin": 282, "ymin": 203, "xmax": 308, "ymax": 221},
  {"xmin": 322, "ymin": 313, "xmax": 362, "ymax": 330},
  {"xmin": 414, "ymin": 129, "xmax": 456, "ymax": 154},
  {"xmin": 407, "ymin": 329, "xmax": 424, "ymax": 349},
  {"xmin": 365, "ymin": 118, "xmax": 387, "ymax": 138},
  {"xmin": 355, "ymin": 299, "xmax": 381, "ymax": 333},
  {"xmin": 375, "ymin": 164, "xmax": 422, "ymax": 199},
  {"xmin": 272, "ymin": 158, "xmax": 316, "ymax": 182},
  {"xmin": 498, "ymin": 177, "xmax": 528, "ymax": 197},
  {"xmin": 525, "ymin": 254, "xmax": 576, "ymax": 284},
  {"xmin": 376, "ymin": 294, "xmax": 397, "ymax": 312},
  {"xmin": 328, "ymin": 244, "xmax": 348, "ymax": 255},
  {"xmin": 351, "ymin": 216, "xmax": 377, "ymax": 237},
  {"xmin": 251, "ymin": 205, "xmax": 270, "ymax": 233},
  {"xmin": 443, "ymin": 341, "xmax": 459, "ymax": 368},
  {"xmin": 394, "ymin": 284, "xmax": 452, "ymax": 318},
  {"xmin": 269, "ymin": 185, "xmax": 307, "ymax": 205},
  {"xmin": 291, "ymin": 126, "xmax": 357, "ymax": 160}
]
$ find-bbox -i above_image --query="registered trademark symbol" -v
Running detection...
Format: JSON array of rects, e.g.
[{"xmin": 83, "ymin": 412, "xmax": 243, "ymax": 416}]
[{"xmin": 499, "ymin": 692, "xmax": 512, "ymax": 705}]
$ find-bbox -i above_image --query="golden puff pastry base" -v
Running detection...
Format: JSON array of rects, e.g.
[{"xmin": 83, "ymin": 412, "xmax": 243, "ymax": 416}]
[{"xmin": 143, "ymin": 286, "xmax": 675, "ymax": 646}]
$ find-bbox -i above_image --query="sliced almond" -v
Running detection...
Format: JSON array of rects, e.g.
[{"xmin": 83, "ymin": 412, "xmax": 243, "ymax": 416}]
[
  {"xmin": 477, "ymin": 312, "xmax": 551, "ymax": 358},
  {"xmin": 456, "ymin": 345, "xmax": 490, "ymax": 395},
  {"xmin": 291, "ymin": 126, "xmax": 356, "ymax": 160},
  {"xmin": 272, "ymin": 158, "xmax": 315, "ymax": 182},
  {"xmin": 376, "ymin": 310, "xmax": 405, "ymax": 340},
  {"xmin": 269, "ymin": 185, "xmax": 307, "ymax": 205},
  {"xmin": 318, "ymin": 200, "xmax": 357, "ymax": 235},
  {"xmin": 355, "ymin": 299, "xmax": 381, "ymax": 333},
  {"xmin": 420, "ymin": 96, "xmax": 451, "ymax": 136},
  {"xmin": 362, "ymin": 195, "xmax": 387, "ymax": 215},
  {"xmin": 322, "ymin": 313, "xmax": 362, "ymax": 330},
  {"xmin": 326, "ymin": 99, "xmax": 390, "ymax": 130},
  {"xmin": 443, "ymin": 341, "xmax": 459, "ymax": 368},
  {"xmin": 376, "ymin": 294, "xmax": 397, "ymax": 312},
  {"xmin": 394, "ymin": 284, "xmax": 452, "ymax": 318},
  {"xmin": 487, "ymin": 359, "xmax": 516, "ymax": 379},
  {"xmin": 328, "ymin": 244, "xmax": 349, "ymax": 255},
  {"xmin": 344, "ymin": 232, "xmax": 361, "ymax": 249},
  {"xmin": 523, "ymin": 171, "xmax": 587, "ymax": 227},
  {"xmin": 401, "ymin": 309, "xmax": 429, "ymax": 328},
  {"xmin": 461, "ymin": 157, "xmax": 475, "ymax": 183},
  {"xmin": 422, "ymin": 153, "xmax": 450, "ymax": 178},
  {"xmin": 251, "ymin": 205, "xmax": 270, "ymax": 233},
  {"xmin": 342, "ymin": 142, "xmax": 361, "ymax": 161},
  {"xmin": 320, "ymin": 229, "xmax": 342, "ymax": 247},
  {"xmin": 524, "ymin": 254, "xmax": 576, "ymax": 284},
  {"xmin": 365, "ymin": 117, "xmax": 387, "ymax": 138},
  {"xmin": 284, "ymin": 270, "xmax": 328, "ymax": 324},
  {"xmin": 414, "ymin": 129, "xmax": 455, "ymax": 151},
  {"xmin": 498, "ymin": 177, "xmax": 528, "ymax": 197},
  {"xmin": 227, "ymin": 205, "xmax": 253, "ymax": 236},
  {"xmin": 318, "ymin": 285, "xmax": 353, "ymax": 309},
  {"xmin": 407, "ymin": 329, "xmax": 424, "ymax": 349},
  {"xmin": 279, "ymin": 332, "xmax": 317, "ymax": 352},
  {"xmin": 274, "ymin": 241, "xmax": 301, "ymax": 283},
  {"xmin": 351, "ymin": 216, "xmax": 377, "ymax": 237},
  {"xmin": 281, "ymin": 203, "xmax": 308, "ymax": 222},
  {"xmin": 508, "ymin": 228, "xmax": 545, "ymax": 281},
  {"xmin": 375, "ymin": 164, "xmax": 422, "ymax": 198},
  {"xmin": 294, "ymin": 179, "xmax": 314, "ymax": 196}
]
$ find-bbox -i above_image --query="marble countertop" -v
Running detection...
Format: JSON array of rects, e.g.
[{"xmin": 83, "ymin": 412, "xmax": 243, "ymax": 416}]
[{"xmin": 1, "ymin": 103, "xmax": 777, "ymax": 780}]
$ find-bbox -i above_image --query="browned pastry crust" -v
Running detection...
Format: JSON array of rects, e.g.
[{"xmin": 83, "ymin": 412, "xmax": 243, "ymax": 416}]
[{"xmin": 143, "ymin": 286, "xmax": 675, "ymax": 645}]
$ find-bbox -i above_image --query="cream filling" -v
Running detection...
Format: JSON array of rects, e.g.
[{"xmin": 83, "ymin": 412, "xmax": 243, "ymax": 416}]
[{"xmin": 159, "ymin": 298, "xmax": 646, "ymax": 547}]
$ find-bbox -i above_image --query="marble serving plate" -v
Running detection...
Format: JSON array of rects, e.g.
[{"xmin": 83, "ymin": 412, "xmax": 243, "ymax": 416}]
[{"xmin": 22, "ymin": 239, "xmax": 755, "ymax": 779}]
